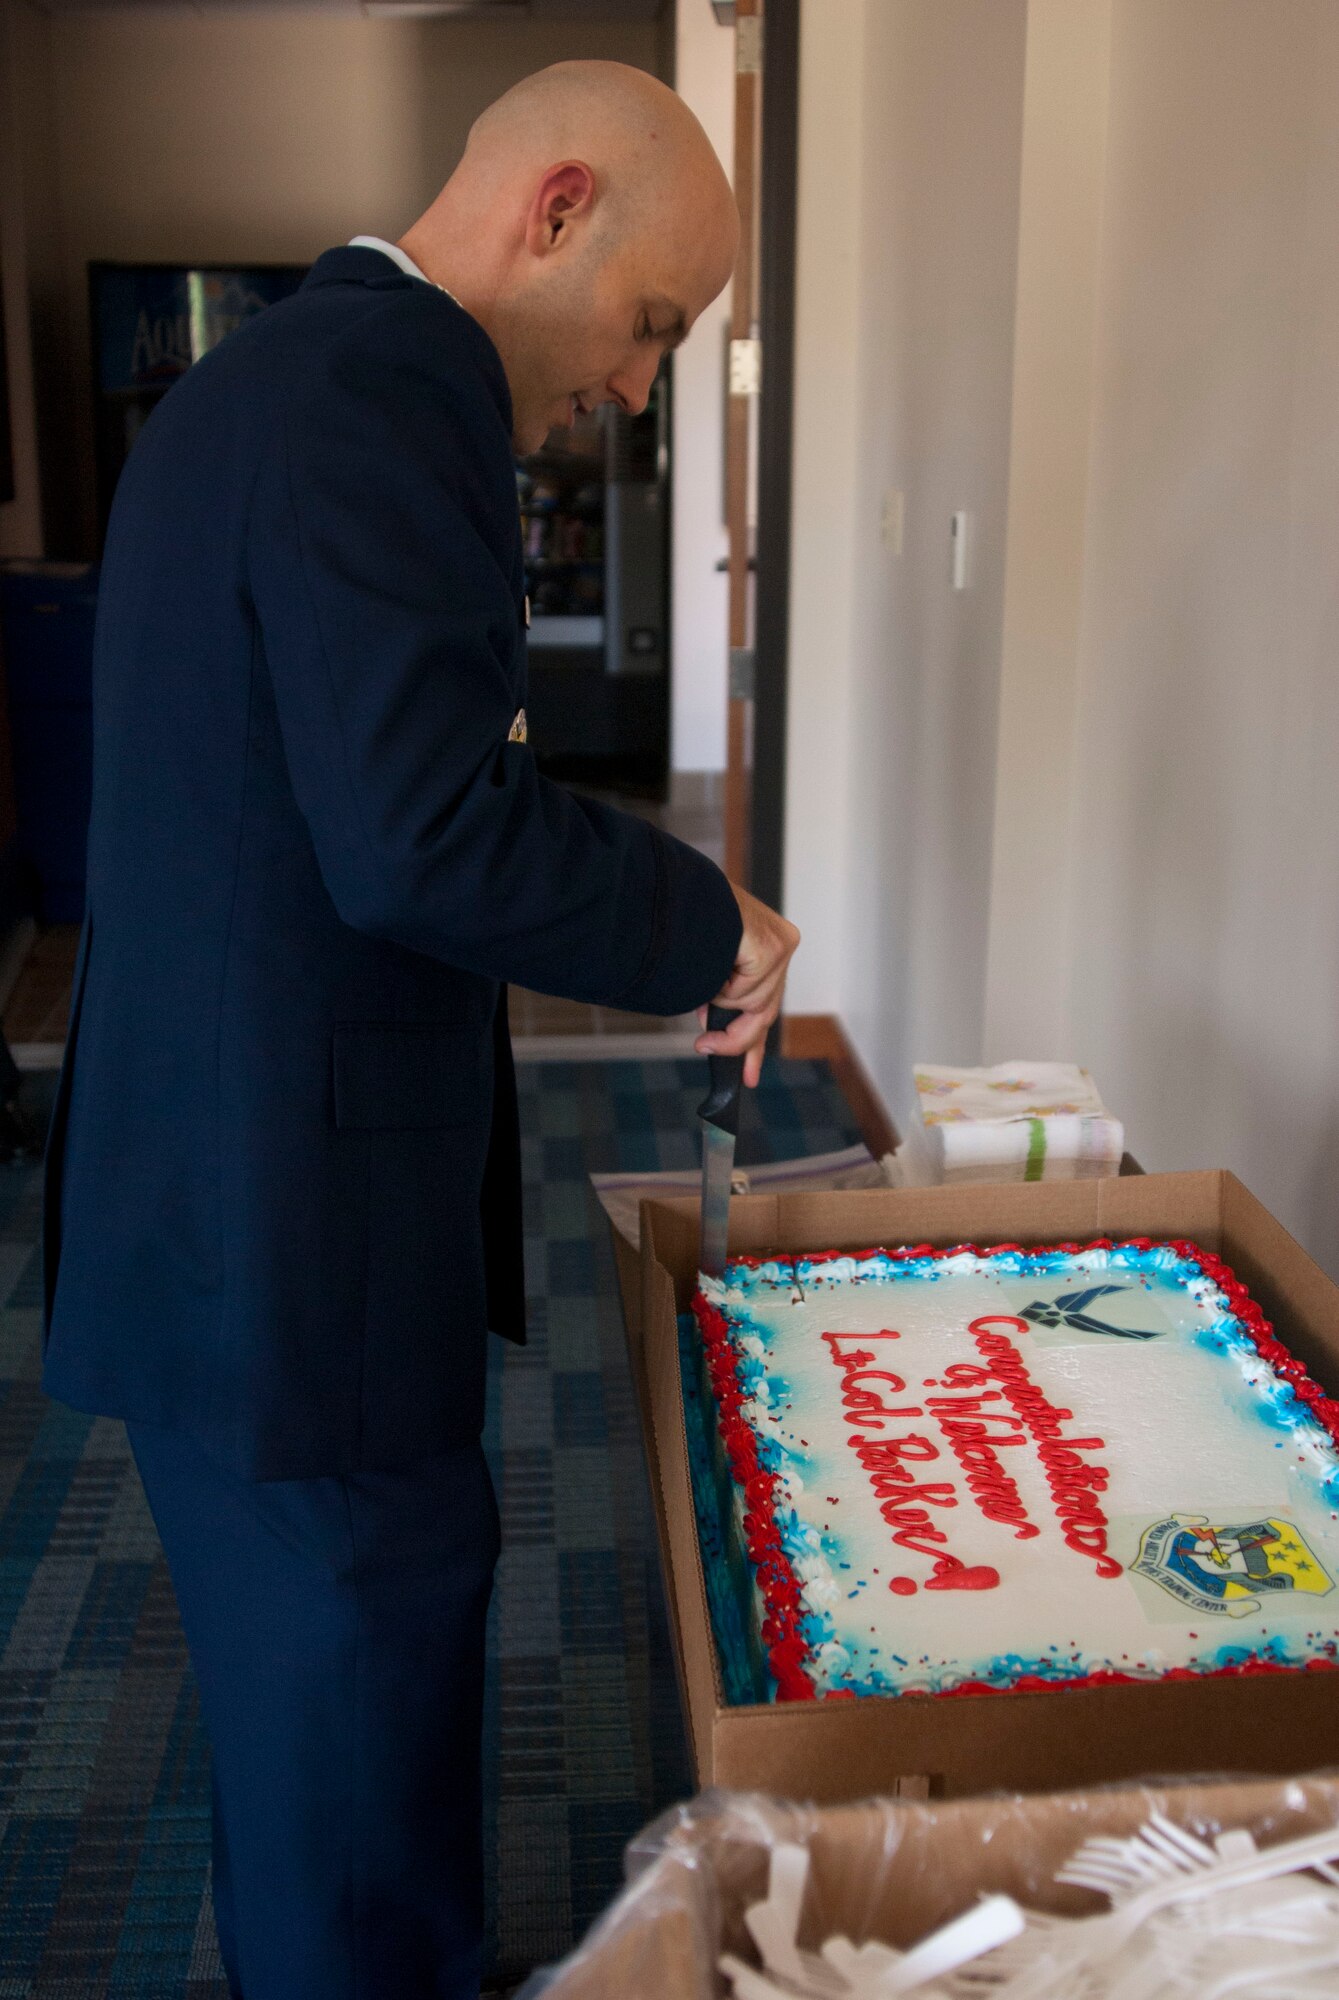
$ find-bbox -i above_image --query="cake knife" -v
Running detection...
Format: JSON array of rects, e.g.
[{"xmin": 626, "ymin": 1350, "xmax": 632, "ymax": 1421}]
[{"xmin": 697, "ymin": 1003, "xmax": 744, "ymax": 1278}]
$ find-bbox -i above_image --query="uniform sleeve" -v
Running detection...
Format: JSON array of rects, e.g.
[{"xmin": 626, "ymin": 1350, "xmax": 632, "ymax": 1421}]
[{"xmin": 247, "ymin": 303, "xmax": 742, "ymax": 1014}]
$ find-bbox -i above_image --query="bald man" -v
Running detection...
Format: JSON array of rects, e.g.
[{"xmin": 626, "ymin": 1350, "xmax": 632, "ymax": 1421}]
[{"xmin": 41, "ymin": 59, "xmax": 798, "ymax": 2000}]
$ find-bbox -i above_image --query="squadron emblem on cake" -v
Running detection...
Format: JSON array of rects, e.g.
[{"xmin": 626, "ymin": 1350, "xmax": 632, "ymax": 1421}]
[{"xmin": 1132, "ymin": 1514, "xmax": 1335, "ymax": 1618}]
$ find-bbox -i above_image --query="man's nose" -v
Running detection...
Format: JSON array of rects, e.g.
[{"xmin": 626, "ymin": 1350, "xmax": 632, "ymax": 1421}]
[{"xmin": 604, "ymin": 355, "xmax": 660, "ymax": 420}]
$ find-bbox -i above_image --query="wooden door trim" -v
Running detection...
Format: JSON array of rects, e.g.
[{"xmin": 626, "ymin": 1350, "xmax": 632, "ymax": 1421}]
[
  {"xmin": 724, "ymin": 0, "xmax": 760, "ymax": 883},
  {"xmin": 750, "ymin": 0, "xmax": 800, "ymax": 912}
]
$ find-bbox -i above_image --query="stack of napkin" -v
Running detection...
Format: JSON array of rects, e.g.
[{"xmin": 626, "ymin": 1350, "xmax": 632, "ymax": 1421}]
[{"xmin": 894, "ymin": 1061, "xmax": 1124, "ymax": 1186}]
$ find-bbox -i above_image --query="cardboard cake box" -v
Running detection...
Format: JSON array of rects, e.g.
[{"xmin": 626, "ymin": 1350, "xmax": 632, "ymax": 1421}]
[{"xmin": 632, "ymin": 1171, "xmax": 1339, "ymax": 1804}]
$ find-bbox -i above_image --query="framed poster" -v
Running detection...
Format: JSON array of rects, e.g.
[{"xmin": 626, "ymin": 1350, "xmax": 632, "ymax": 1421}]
[{"xmin": 88, "ymin": 259, "xmax": 307, "ymax": 543}]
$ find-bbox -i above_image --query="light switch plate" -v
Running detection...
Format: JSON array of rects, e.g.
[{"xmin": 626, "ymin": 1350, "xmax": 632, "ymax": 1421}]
[
  {"xmin": 951, "ymin": 509, "xmax": 971, "ymax": 590},
  {"xmin": 881, "ymin": 489, "xmax": 905, "ymax": 555}
]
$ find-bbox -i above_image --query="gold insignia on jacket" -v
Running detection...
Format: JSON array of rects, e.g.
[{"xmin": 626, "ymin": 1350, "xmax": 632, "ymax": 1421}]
[{"xmin": 508, "ymin": 709, "xmax": 528, "ymax": 744}]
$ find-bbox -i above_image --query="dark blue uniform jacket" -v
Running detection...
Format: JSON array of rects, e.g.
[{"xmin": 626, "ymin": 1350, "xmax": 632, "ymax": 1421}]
[{"xmin": 41, "ymin": 244, "xmax": 742, "ymax": 1479}]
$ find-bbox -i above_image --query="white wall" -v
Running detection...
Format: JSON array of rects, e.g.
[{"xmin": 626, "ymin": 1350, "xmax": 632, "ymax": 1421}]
[
  {"xmin": 785, "ymin": 0, "xmax": 1339, "ymax": 1277},
  {"xmin": 670, "ymin": 0, "xmax": 734, "ymax": 774},
  {"xmin": 841, "ymin": 0, "xmax": 1027, "ymax": 1118},
  {"xmin": 982, "ymin": 0, "xmax": 1112, "ymax": 1059},
  {"xmin": 784, "ymin": 0, "xmax": 1027, "ymax": 1115},
  {"xmin": 780, "ymin": 0, "xmax": 866, "ymax": 1013},
  {"xmin": 1066, "ymin": 0, "xmax": 1339, "ymax": 1264}
]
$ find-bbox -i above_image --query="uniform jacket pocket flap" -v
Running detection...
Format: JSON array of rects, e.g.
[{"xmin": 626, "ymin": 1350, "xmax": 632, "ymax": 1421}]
[{"xmin": 332, "ymin": 1022, "xmax": 489, "ymax": 1131}]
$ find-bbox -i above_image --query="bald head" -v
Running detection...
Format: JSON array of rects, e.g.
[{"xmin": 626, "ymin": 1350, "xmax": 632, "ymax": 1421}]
[
  {"xmin": 461, "ymin": 61, "xmax": 733, "ymax": 262},
  {"xmin": 401, "ymin": 61, "xmax": 738, "ymax": 455}
]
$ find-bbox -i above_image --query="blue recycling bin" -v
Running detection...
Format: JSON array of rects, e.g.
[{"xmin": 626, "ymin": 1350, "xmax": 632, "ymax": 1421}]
[{"xmin": 0, "ymin": 560, "xmax": 98, "ymax": 923}]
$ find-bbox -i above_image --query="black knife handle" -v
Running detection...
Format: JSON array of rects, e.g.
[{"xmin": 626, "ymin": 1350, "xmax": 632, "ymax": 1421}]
[{"xmin": 697, "ymin": 1004, "xmax": 744, "ymax": 1136}]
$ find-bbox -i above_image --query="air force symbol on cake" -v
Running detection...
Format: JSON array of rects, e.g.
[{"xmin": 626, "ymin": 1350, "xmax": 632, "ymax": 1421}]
[{"xmin": 1017, "ymin": 1283, "xmax": 1165, "ymax": 1340}]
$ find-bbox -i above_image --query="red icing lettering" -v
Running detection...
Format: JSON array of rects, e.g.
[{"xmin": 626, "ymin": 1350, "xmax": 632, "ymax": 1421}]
[
  {"xmin": 940, "ymin": 1361, "xmax": 992, "ymax": 1389},
  {"xmin": 877, "ymin": 1486, "xmax": 956, "ymax": 1520},
  {"xmin": 844, "ymin": 1367, "xmax": 909, "ymax": 1396},
  {"xmin": 819, "ymin": 1325, "xmax": 1005, "ymax": 1585},
  {"xmin": 967, "ymin": 1314, "xmax": 1118, "ymax": 1579},
  {"xmin": 924, "ymin": 1563, "xmax": 1000, "ymax": 1592},
  {"xmin": 923, "ymin": 1395, "xmax": 1041, "ymax": 1540},
  {"xmin": 823, "ymin": 1333, "xmax": 924, "ymax": 1430},
  {"xmin": 821, "ymin": 1330, "xmax": 902, "ymax": 1361},
  {"xmin": 853, "ymin": 1433, "xmax": 941, "ymax": 1467}
]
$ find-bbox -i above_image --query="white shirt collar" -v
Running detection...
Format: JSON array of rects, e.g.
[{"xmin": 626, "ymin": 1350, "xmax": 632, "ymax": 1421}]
[{"xmin": 347, "ymin": 235, "xmax": 462, "ymax": 309}]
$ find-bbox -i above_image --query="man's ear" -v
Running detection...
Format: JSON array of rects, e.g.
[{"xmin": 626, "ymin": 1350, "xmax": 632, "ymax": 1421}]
[{"xmin": 527, "ymin": 161, "xmax": 596, "ymax": 254}]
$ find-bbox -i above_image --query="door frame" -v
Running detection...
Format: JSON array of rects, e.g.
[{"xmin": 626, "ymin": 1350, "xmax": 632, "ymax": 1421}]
[{"xmin": 749, "ymin": 0, "xmax": 799, "ymax": 911}]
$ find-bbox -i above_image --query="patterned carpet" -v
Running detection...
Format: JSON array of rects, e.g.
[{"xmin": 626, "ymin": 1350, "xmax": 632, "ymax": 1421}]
[{"xmin": 0, "ymin": 1055, "xmax": 861, "ymax": 1995}]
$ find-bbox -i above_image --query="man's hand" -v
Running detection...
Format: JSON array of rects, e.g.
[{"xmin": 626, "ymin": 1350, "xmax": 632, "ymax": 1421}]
[{"xmin": 694, "ymin": 885, "xmax": 801, "ymax": 1088}]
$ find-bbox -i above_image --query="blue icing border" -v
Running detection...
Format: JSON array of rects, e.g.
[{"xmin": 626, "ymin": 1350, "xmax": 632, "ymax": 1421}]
[
  {"xmin": 723, "ymin": 1241, "xmax": 1217, "ymax": 1294},
  {"xmin": 676, "ymin": 1311, "xmax": 773, "ymax": 1703},
  {"xmin": 1193, "ymin": 1316, "xmax": 1339, "ymax": 1494}
]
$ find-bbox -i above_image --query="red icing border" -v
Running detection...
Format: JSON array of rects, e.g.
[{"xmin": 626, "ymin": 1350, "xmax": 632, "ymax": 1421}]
[{"xmin": 689, "ymin": 1237, "xmax": 1339, "ymax": 1704}]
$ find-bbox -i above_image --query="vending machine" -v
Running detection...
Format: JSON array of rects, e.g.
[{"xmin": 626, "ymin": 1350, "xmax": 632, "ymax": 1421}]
[
  {"xmin": 516, "ymin": 358, "xmax": 671, "ymax": 795},
  {"xmin": 89, "ymin": 260, "xmax": 308, "ymax": 546}
]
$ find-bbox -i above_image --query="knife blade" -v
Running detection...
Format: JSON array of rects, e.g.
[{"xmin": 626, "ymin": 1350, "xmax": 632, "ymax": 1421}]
[{"xmin": 697, "ymin": 1003, "xmax": 744, "ymax": 1278}]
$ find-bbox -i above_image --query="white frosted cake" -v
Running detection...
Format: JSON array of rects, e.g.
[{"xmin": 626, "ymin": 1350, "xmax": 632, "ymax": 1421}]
[{"xmin": 691, "ymin": 1238, "xmax": 1339, "ymax": 1700}]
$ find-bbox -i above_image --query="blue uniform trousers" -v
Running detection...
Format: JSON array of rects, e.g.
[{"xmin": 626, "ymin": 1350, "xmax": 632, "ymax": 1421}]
[{"xmin": 125, "ymin": 1419, "xmax": 500, "ymax": 2000}]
